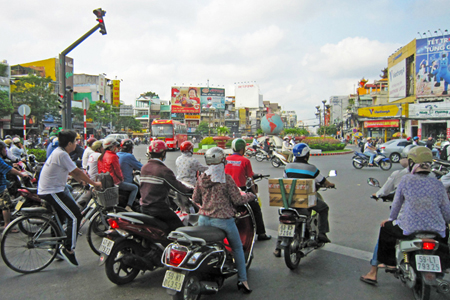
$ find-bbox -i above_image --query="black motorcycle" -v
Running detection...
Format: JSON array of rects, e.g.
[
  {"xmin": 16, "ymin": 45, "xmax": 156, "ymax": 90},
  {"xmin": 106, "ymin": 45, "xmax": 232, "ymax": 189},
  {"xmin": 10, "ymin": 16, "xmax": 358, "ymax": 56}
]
[{"xmin": 352, "ymin": 149, "xmax": 392, "ymax": 171}]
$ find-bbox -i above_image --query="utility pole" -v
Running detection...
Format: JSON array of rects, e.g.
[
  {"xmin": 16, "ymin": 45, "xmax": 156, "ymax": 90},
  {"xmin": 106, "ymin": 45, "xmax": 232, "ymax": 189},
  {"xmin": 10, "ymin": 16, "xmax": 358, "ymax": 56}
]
[{"xmin": 60, "ymin": 8, "xmax": 107, "ymax": 129}]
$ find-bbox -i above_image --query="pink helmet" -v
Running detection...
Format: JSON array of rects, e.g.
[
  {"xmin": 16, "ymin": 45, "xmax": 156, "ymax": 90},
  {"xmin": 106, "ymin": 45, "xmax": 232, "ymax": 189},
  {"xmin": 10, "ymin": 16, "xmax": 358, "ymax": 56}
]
[{"xmin": 148, "ymin": 140, "xmax": 167, "ymax": 153}]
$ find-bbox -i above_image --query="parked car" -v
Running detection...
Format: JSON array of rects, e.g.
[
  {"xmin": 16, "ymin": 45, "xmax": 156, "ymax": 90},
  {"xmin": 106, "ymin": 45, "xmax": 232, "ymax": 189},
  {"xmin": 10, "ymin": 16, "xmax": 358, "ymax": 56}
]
[
  {"xmin": 106, "ymin": 133, "xmax": 129, "ymax": 141},
  {"xmin": 379, "ymin": 138, "xmax": 425, "ymax": 163}
]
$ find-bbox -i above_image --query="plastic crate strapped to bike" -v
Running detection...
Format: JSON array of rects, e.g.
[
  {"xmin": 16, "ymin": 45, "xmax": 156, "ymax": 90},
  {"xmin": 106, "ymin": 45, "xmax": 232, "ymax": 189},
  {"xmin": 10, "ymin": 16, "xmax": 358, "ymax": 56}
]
[
  {"xmin": 95, "ymin": 186, "xmax": 119, "ymax": 207},
  {"xmin": 268, "ymin": 178, "xmax": 317, "ymax": 208}
]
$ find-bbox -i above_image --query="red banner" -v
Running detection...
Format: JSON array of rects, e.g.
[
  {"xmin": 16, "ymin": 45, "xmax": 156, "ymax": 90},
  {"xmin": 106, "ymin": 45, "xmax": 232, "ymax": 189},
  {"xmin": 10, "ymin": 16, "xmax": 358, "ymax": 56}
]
[{"xmin": 364, "ymin": 120, "xmax": 399, "ymax": 128}]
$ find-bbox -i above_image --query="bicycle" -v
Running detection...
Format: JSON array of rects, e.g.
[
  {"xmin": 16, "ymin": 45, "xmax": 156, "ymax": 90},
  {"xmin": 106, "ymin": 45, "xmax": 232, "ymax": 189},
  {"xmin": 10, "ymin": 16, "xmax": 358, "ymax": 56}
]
[{"xmin": 1, "ymin": 186, "xmax": 124, "ymax": 273}]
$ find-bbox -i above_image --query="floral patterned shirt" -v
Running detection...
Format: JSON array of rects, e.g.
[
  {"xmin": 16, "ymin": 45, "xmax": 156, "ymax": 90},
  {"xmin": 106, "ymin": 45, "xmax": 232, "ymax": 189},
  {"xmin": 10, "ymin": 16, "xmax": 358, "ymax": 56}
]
[
  {"xmin": 175, "ymin": 153, "xmax": 208, "ymax": 186},
  {"xmin": 390, "ymin": 173, "xmax": 450, "ymax": 237},
  {"xmin": 192, "ymin": 173, "xmax": 255, "ymax": 219}
]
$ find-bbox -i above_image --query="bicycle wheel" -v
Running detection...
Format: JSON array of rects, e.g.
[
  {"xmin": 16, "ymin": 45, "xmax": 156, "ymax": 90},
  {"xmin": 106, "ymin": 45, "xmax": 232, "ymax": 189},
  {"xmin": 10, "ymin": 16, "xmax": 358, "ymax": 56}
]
[
  {"xmin": 1, "ymin": 215, "xmax": 61, "ymax": 273},
  {"xmin": 87, "ymin": 206, "xmax": 127, "ymax": 255}
]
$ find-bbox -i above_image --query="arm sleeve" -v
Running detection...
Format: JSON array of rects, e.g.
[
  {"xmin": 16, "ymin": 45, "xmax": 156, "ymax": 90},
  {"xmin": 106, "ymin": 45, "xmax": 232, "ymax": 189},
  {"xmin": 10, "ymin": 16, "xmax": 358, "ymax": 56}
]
[
  {"xmin": 164, "ymin": 167, "xmax": 193, "ymax": 194},
  {"xmin": 227, "ymin": 174, "xmax": 255, "ymax": 206},
  {"xmin": 59, "ymin": 152, "xmax": 77, "ymax": 173},
  {"xmin": 375, "ymin": 171, "xmax": 398, "ymax": 197},
  {"xmin": 130, "ymin": 156, "xmax": 143, "ymax": 170},
  {"xmin": 441, "ymin": 172, "xmax": 450, "ymax": 189},
  {"xmin": 244, "ymin": 159, "xmax": 254, "ymax": 178},
  {"xmin": 194, "ymin": 159, "xmax": 208, "ymax": 172},
  {"xmin": 438, "ymin": 185, "xmax": 450, "ymax": 223},
  {"xmin": 192, "ymin": 180, "xmax": 202, "ymax": 205},
  {"xmin": 389, "ymin": 179, "xmax": 405, "ymax": 220},
  {"xmin": 112, "ymin": 156, "xmax": 124, "ymax": 182},
  {"xmin": 0, "ymin": 158, "xmax": 13, "ymax": 174},
  {"xmin": 6, "ymin": 149, "xmax": 19, "ymax": 162}
]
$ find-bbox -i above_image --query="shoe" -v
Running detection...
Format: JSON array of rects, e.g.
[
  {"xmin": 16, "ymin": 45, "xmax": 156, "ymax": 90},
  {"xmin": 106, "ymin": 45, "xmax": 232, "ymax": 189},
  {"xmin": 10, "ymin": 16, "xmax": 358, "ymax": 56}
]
[
  {"xmin": 60, "ymin": 247, "xmax": 79, "ymax": 266},
  {"xmin": 237, "ymin": 282, "xmax": 252, "ymax": 294},
  {"xmin": 273, "ymin": 249, "xmax": 281, "ymax": 257},
  {"xmin": 258, "ymin": 234, "xmax": 272, "ymax": 241},
  {"xmin": 125, "ymin": 206, "xmax": 133, "ymax": 212},
  {"xmin": 359, "ymin": 276, "xmax": 377, "ymax": 286},
  {"xmin": 318, "ymin": 233, "xmax": 331, "ymax": 243}
]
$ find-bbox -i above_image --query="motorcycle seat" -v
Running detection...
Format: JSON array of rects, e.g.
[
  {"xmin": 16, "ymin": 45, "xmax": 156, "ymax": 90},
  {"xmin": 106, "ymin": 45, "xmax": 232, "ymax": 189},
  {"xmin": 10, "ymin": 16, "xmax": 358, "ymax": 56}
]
[
  {"xmin": 175, "ymin": 226, "xmax": 227, "ymax": 243},
  {"xmin": 118, "ymin": 212, "xmax": 169, "ymax": 232}
]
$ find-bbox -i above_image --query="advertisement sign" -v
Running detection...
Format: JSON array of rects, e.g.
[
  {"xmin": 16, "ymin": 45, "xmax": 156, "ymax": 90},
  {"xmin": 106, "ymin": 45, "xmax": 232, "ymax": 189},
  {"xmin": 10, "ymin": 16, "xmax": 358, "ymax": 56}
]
[
  {"xmin": 235, "ymin": 84, "xmax": 262, "ymax": 108},
  {"xmin": 200, "ymin": 87, "xmax": 225, "ymax": 110},
  {"xmin": 364, "ymin": 120, "xmax": 399, "ymax": 128},
  {"xmin": 409, "ymin": 103, "xmax": 450, "ymax": 118},
  {"xmin": 112, "ymin": 80, "xmax": 120, "ymax": 107},
  {"xmin": 416, "ymin": 34, "xmax": 450, "ymax": 98},
  {"xmin": 171, "ymin": 87, "xmax": 201, "ymax": 113},
  {"xmin": 389, "ymin": 59, "xmax": 406, "ymax": 101},
  {"xmin": 185, "ymin": 115, "xmax": 201, "ymax": 120},
  {"xmin": 120, "ymin": 105, "xmax": 133, "ymax": 117},
  {"xmin": 358, "ymin": 105, "xmax": 400, "ymax": 118}
]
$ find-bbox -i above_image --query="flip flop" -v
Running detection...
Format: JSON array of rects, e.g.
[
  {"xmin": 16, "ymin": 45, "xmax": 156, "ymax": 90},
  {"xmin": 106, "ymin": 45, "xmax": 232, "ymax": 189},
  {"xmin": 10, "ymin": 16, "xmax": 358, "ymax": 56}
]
[{"xmin": 360, "ymin": 276, "xmax": 377, "ymax": 286}]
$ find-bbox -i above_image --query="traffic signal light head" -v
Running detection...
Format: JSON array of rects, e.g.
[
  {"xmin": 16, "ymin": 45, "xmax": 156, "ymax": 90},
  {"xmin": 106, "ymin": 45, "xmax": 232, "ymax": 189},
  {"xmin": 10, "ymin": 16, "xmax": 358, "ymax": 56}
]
[
  {"xmin": 93, "ymin": 8, "xmax": 107, "ymax": 35},
  {"xmin": 58, "ymin": 93, "xmax": 65, "ymax": 110}
]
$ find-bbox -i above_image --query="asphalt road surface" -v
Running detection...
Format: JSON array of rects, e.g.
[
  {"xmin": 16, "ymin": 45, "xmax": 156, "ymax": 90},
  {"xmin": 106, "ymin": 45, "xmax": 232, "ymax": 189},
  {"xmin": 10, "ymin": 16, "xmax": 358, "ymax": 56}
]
[{"xmin": 1, "ymin": 144, "xmax": 449, "ymax": 300}]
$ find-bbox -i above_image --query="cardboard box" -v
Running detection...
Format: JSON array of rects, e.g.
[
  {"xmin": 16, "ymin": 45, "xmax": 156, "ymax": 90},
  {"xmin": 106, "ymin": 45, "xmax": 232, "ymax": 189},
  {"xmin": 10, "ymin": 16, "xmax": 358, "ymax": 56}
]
[
  {"xmin": 269, "ymin": 193, "xmax": 317, "ymax": 208},
  {"xmin": 268, "ymin": 178, "xmax": 316, "ymax": 195}
]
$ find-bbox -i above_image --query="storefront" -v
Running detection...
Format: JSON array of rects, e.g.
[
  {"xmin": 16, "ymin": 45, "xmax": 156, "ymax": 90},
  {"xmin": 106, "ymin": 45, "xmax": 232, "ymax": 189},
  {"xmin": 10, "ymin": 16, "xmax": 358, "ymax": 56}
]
[
  {"xmin": 408, "ymin": 103, "xmax": 450, "ymax": 140},
  {"xmin": 363, "ymin": 119, "xmax": 399, "ymax": 140},
  {"xmin": 357, "ymin": 104, "xmax": 404, "ymax": 141}
]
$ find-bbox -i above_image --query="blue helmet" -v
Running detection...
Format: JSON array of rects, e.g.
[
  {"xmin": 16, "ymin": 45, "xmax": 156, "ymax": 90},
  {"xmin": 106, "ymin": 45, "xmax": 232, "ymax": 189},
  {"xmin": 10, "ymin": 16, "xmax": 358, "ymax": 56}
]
[
  {"xmin": 413, "ymin": 136, "xmax": 419, "ymax": 141},
  {"xmin": 293, "ymin": 143, "xmax": 310, "ymax": 158},
  {"xmin": 52, "ymin": 138, "xmax": 59, "ymax": 147}
]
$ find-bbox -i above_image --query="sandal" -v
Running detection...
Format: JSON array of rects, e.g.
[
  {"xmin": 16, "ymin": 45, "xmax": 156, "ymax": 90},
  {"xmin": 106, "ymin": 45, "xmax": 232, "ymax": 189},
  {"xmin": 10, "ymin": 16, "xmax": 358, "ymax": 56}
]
[
  {"xmin": 273, "ymin": 249, "xmax": 281, "ymax": 257},
  {"xmin": 360, "ymin": 276, "xmax": 377, "ymax": 286}
]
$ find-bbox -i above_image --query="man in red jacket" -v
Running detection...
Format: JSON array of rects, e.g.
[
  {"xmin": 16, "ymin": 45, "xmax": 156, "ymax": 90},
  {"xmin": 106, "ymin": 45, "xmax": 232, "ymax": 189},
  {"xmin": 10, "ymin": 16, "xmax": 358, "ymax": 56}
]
[{"xmin": 140, "ymin": 140, "xmax": 193, "ymax": 232}]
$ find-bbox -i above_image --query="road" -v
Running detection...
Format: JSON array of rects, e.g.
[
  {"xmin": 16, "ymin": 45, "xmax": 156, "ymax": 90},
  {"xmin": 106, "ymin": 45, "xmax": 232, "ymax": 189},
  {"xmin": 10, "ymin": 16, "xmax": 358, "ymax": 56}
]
[{"xmin": 1, "ymin": 144, "xmax": 449, "ymax": 300}]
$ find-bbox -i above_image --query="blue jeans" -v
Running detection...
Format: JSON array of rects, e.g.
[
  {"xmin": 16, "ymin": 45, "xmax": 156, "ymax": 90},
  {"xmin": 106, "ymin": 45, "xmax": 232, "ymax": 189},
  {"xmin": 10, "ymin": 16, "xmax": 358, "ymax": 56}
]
[
  {"xmin": 370, "ymin": 242, "xmax": 379, "ymax": 266},
  {"xmin": 364, "ymin": 151, "xmax": 376, "ymax": 164},
  {"xmin": 198, "ymin": 215, "xmax": 247, "ymax": 282},
  {"xmin": 118, "ymin": 181, "xmax": 139, "ymax": 207}
]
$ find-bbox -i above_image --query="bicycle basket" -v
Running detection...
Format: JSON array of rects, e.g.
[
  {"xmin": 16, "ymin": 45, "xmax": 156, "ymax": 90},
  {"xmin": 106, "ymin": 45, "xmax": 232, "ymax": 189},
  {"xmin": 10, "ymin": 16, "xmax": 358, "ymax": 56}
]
[{"xmin": 95, "ymin": 186, "xmax": 119, "ymax": 207}]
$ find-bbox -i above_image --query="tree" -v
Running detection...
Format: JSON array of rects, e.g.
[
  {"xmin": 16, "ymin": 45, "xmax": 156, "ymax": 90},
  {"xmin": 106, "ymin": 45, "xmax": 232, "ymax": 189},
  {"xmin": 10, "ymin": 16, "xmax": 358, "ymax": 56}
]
[
  {"xmin": 0, "ymin": 91, "xmax": 14, "ymax": 118},
  {"xmin": 317, "ymin": 125, "xmax": 337, "ymax": 136},
  {"xmin": 216, "ymin": 126, "xmax": 230, "ymax": 136},
  {"xmin": 283, "ymin": 127, "xmax": 309, "ymax": 137},
  {"xmin": 142, "ymin": 91, "xmax": 159, "ymax": 98},
  {"xmin": 114, "ymin": 116, "xmax": 142, "ymax": 132},
  {"xmin": 256, "ymin": 128, "xmax": 264, "ymax": 136},
  {"xmin": 11, "ymin": 74, "xmax": 59, "ymax": 130},
  {"xmin": 196, "ymin": 121, "xmax": 210, "ymax": 136}
]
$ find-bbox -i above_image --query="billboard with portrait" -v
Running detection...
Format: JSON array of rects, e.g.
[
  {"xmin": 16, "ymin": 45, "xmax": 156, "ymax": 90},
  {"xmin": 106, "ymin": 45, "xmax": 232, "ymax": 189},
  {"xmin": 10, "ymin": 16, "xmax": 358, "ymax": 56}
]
[
  {"xmin": 171, "ymin": 87, "xmax": 201, "ymax": 113},
  {"xmin": 389, "ymin": 59, "xmax": 406, "ymax": 102},
  {"xmin": 200, "ymin": 87, "xmax": 225, "ymax": 109},
  {"xmin": 416, "ymin": 34, "xmax": 450, "ymax": 98}
]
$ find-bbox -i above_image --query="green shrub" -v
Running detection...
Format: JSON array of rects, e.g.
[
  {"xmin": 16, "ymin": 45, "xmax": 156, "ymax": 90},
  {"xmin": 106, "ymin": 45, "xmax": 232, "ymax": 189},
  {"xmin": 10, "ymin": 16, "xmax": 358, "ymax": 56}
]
[
  {"xmin": 201, "ymin": 137, "xmax": 215, "ymax": 145},
  {"xmin": 302, "ymin": 138, "xmax": 346, "ymax": 152},
  {"xmin": 27, "ymin": 149, "xmax": 47, "ymax": 162}
]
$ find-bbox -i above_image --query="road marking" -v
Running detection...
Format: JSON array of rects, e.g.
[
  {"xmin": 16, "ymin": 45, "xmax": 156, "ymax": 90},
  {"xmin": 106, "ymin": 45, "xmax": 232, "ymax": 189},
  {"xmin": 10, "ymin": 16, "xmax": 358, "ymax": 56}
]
[{"xmin": 266, "ymin": 229, "xmax": 372, "ymax": 261}]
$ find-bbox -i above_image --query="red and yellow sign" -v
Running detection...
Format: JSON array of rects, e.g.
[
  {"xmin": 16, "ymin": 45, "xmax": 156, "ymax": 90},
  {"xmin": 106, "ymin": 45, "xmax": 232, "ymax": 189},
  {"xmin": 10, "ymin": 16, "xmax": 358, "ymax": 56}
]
[
  {"xmin": 112, "ymin": 80, "xmax": 120, "ymax": 107},
  {"xmin": 185, "ymin": 115, "xmax": 200, "ymax": 120},
  {"xmin": 364, "ymin": 120, "xmax": 399, "ymax": 128}
]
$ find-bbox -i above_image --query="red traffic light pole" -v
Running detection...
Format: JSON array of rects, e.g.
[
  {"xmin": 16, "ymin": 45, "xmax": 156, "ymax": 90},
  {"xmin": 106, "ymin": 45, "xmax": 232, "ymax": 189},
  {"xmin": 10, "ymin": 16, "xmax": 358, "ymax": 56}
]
[{"xmin": 59, "ymin": 8, "xmax": 107, "ymax": 129}]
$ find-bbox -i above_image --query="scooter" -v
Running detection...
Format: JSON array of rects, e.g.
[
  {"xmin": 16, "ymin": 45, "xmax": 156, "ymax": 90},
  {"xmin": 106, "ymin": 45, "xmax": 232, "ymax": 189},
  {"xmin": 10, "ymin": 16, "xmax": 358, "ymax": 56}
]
[
  {"xmin": 271, "ymin": 149, "xmax": 290, "ymax": 168},
  {"xmin": 368, "ymin": 178, "xmax": 450, "ymax": 299},
  {"xmin": 277, "ymin": 170, "xmax": 336, "ymax": 270},
  {"xmin": 160, "ymin": 176, "xmax": 266, "ymax": 299},
  {"xmin": 352, "ymin": 149, "xmax": 392, "ymax": 171},
  {"xmin": 431, "ymin": 158, "xmax": 450, "ymax": 178}
]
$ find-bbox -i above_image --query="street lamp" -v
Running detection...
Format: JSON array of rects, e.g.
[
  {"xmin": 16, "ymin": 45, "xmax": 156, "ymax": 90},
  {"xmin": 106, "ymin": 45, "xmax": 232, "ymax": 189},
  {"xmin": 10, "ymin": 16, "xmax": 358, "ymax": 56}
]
[
  {"xmin": 322, "ymin": 100, "xmax": 327, "ymax": 126},
  {"xmin": 315, "ymin": 105, "xmax": 322, "ymax": 127}
]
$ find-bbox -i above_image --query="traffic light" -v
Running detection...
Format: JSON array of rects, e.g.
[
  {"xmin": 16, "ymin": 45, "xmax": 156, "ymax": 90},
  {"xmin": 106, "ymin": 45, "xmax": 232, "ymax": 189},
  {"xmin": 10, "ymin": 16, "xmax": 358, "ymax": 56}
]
[
  {"xmin": 93, "ymin": 8, "xmax": 107, "ymax": 35},
  {"xmin": 57, "ymin": 93, "xmax": 65, "ymax": 110}
]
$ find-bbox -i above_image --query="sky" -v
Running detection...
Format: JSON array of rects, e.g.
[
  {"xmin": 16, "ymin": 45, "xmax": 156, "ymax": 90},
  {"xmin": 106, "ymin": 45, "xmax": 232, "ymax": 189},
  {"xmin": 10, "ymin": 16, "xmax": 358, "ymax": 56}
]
[{"xmin": 1, "ymin": 0, "xmax": 448, "ymax": 125}]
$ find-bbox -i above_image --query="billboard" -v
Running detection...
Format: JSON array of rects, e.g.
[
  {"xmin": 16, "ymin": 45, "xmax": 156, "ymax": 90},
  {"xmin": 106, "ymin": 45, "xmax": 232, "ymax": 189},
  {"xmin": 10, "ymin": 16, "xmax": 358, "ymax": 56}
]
[
  {"xmin": 112, "ymin": 80, "xmax": 120, "ymax": 107},
  {"xmin": 358, "ymin": 105, "xmax": 400, "ymax": 118},
  {"xmin": 171, "ymin": 87, "xmax": 201, "ymax": 113},
  {"xmin": 200, "ymin": 87, "xmax": 225, "ymax": 109},
  {"xmin": 416, "ymin": 34, "xmax": 450, "ymax": 98},
  {"xmin": 389, "ymin": 59, "xmax": 406, "ymax": 101},
  {"xmin": 235, "ymin": 83, "xmax": 261, "ymax": 108}
]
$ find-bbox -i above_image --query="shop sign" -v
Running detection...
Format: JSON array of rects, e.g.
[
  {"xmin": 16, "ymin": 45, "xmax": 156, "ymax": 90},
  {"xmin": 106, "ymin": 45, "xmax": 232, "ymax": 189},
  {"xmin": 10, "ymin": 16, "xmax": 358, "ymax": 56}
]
[
  {"xmin": 364, "ymin": 120, "xmax": 399, "ymax": 128},
  {"xmin": 358, "ymin": 105, "xmax": 399, "ymax": 118},
  {"xmin": 185, "ymin": 115, "xmax": 200, "ymax": 120},
  {"xmin": 410, "ymin": 103, "xmax": 450, "ymax": 118}
]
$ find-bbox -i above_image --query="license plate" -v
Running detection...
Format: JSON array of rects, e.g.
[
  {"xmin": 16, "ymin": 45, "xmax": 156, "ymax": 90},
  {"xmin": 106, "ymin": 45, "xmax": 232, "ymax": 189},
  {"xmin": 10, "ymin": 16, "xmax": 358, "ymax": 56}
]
[
  {"xmin": 278, "ymin": 224, "xmax": 295, "ymax": 237},
  {"xmin": 99, "ymin": 238, "xmax": 114, "ymax": 256},
  {"xmin": 416, "ymin": 255, "xmax": 441, "ymax": 272},
  {"xmin": 162, "ymin": 270, "xmax": 185, "ymax": 292},
  {"xmin": 15, "ymin": 199, "xmax": 25, "ymax": 211}
]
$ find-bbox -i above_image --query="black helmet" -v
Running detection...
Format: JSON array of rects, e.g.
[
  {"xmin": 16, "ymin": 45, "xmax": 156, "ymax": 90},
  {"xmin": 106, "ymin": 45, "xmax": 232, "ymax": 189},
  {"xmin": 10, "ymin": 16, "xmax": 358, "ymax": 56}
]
[{"xmin": 121, "ymin": 139, "xmax": 134, "ymax": 152}]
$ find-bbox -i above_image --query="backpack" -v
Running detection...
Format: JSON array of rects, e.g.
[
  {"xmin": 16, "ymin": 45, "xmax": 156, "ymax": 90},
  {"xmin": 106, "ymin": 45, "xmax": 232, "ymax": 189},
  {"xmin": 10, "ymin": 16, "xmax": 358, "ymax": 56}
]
[
  {"xmin": 97, "ymin": 172, "xmax": 114, "ymax": 191},
  {"xmin": 441, "ymin": 145, "xmax": 449, "ymax": 161}
]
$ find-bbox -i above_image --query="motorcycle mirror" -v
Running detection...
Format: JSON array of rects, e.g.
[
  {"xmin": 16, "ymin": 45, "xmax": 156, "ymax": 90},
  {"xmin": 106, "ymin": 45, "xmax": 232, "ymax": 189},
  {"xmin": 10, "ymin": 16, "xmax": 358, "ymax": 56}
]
[
  {"xmin": 367, "ymin": 178, "xmax": 381, "ymax": 187},
  {"xmin": 328, "ymin": 170, "xmax": 337, "ymax": 177}
]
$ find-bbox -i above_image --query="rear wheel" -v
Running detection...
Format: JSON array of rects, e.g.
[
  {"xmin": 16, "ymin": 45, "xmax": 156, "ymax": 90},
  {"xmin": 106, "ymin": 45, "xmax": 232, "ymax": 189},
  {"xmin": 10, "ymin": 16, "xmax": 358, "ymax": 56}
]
[
  {"xmin": 413, "ymin": 274, "xmax": 431, "ymax": 300},
  {"xmin": 173, "ymin": 273, "xmax": 202, "ymax": 300},
  {"xmin": 1, "ymin": 215, "xmax": 60, "ymax": 273},
  {"xmin": 271, "ymin": 157, "xmax": 282, "ymax": 168},
  {"xmin": 379, "ymin": 160, "xmax": 392, "ymax": 171},
  {"xmin": 105, "ymin": 240, "xmax": 142, "ymax": 285},
  {"xmin": 352, "ymin": 158, "xmax": 364, "ymax": 169},
  {"xmin": 255, "ymin": 152, "xmax": 265, "ymax": 162},
  {"xmin": 284, "ymin": 231, "xmax": 302, "ymax": 270},
  {"xmin": 390, "ymin": 152, "xmax": 401, "ymax": 163}
]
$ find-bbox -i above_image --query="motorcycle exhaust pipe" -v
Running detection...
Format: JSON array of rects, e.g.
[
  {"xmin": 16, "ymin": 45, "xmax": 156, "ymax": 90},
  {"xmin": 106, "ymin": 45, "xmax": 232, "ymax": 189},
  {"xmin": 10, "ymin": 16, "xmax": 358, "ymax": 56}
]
[
  {"xmin": 199, "ymin": 281, "xmax": 219, "ymax": 295},
  {"xmin": 299, "ymin": 246, "xmax": 315, "ymax": 257},
  {"xmin": 436, "ymin": 279, "xmax": 450, "ymax": 294}
]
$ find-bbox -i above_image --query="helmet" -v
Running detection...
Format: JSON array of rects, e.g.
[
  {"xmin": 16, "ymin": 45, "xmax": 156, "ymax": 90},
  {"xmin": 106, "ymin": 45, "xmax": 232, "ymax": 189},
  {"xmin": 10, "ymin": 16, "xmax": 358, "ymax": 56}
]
[
  {"xmin": 4, "ymin": 139, "xmax": 12, "ymax": 146},
  {"xmin": 205, "ymin": 147, "xmax": 226, "ymax": 165},
  {"xmin": 148, "ymin": 140, "xmax": 167, "ymax": 153},
  {"xmin": 49, "ymin": 136, "xmax": 57, "ymax": 141},
  {"xmin": 293, "ymin": 143, "xmax": 310, "ymax": 158},
  {"xmin": 28, "ymin": 154, "xmax": 36, "ymax": 163},
  {"xmin": 87, "ymin": 138, "xmax": 97, "ymax": 147},
  {"xmin": 407, "ymin": 146, "xmax": 433, "ymax": 164},
  {"xmin": 91, "ymin": 140, "xmax": 103, "ymax": 151},
  {"xmin": 0, "ymin": 141, "xmax": 7, "ymax": 151},
  {"xmin": 13, "ymin": 137, "xmax": 21, "ymax": 144},
  {"xmin": 413, "ymin": 136, "xmax": 419, "ymax": 141},
  {"xmin": 284, "ymin": 136, "xmax": 289, "ymax": 140},
  {"xmin": 121, "ymin": 139, "xmax": 134, "ymax": 152},
  {"xmin": 406, "ymin": 137, "xmax": 411, "ymax": 141},
  {"xmin": 103, "ymin": 137, "xmax": 119, "ymax": 149},
  {"xmin": 52, "ymin": 138, "xmax": 59, "ymax": 147},
  {"xmin": 232, "ymin": 138, "xmax": 246, "ymax": 152},
  {"xmin": 4, "ymin": 135, "xmax": 11, "ymax": 140},
  {"xmin": 401, "ymin": 144, "xmax": 417, "ymax": 158},
  {"xmin": 180, "ymin": 141, "xmax": 194, "ymax": 153}
]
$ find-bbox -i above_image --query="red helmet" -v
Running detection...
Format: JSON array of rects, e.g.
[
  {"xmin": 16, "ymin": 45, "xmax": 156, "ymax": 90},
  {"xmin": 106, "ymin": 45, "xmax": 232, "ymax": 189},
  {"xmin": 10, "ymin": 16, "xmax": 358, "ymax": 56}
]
[
  {"xmin": 87, "ymin": 138, "xmax": 97, "ymax": 147},
  {"xmin": 148, "ymin": 140, "xmax": 167, "ymax": 153},
  {"xmin": 180, "ymin": 141, "xmax": 194, "ymax": 153}
]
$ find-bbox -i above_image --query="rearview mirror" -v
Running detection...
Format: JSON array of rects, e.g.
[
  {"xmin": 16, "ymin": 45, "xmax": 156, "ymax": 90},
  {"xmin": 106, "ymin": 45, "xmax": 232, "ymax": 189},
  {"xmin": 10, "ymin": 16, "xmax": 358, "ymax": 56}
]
[
  {"xmin": 367, "ymin": 178, "xmax": 380, "ymax": 187},
  {"xmin": 328, "ymin": 170, "xmax": 337, "ymax": 177}
]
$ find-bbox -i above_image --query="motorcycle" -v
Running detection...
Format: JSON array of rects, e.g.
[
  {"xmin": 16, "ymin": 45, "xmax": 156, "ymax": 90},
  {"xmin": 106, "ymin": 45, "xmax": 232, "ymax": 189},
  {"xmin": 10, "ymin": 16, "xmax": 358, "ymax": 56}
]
[
  {"xmin": 255, "ymin": 147, "xmax": 289, "ymax": 167},
  {"xmin": 98, "ymin": 188, "xmax": 195, "ymax": 285},
  {"xmin": 244, "ymin": 147, "xmax": 257, "ymax": 158},
  {"xmin": 431, "ymin": 158, "xmax": 450, "ymax": 178},
  {"xmin": 276, "ymin": 170, "xmax": 336, "ymax": 270},
  {"xmin": 352, "ymin": 149, "xmax": 392, "ymax": 171},
  {"xmin": 368, "ymin": 178, "xmax": 450, "ymax": 299}
]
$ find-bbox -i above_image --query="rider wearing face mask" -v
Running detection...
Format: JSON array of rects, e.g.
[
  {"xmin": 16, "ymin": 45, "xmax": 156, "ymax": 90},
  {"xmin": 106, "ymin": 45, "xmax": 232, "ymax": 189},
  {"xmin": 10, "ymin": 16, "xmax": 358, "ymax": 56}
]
[
  {"xmin": 175, "ymin": 141, "xmax": 208, "ymax": 186},
  {"xmin": 140, "ymin": 140, "xmax": 193, "ymax": 232}
]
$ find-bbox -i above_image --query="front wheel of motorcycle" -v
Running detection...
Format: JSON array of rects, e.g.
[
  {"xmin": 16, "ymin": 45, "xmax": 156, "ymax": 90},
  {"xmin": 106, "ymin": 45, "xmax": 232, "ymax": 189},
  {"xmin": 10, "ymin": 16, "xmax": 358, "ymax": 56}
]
[
  {"xmin": 271, "ymin": 157, "xmax": 282, "ymax": 168},
  {"xmin": 284, "ymin": 232, "xmax": 302, "ymax": 270},
  {"xmin": 105, "ymin": 240, "xmax": 142, "ymax": 285},
  {"xmin": 379, "ymin": 160, "xmax": 392, "ymax": 171},
  {"xmin": 255, "ymin": 152, "xmax": 265, "ymax": 162},
  {"xmin": 173, "ymin": 273, "xmax": 202, "ymax": 300},
  {"xmin": 352, "ymin": 158, "xmax": 364, "ymax": 169},
  {"xmin": 413, "ymin": 274, "xmax": 431, "ymax": 300}
]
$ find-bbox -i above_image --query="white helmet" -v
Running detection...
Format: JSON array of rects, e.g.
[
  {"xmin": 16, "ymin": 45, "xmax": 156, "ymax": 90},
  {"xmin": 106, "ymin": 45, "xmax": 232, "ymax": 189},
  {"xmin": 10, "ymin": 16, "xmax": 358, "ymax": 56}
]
[
  {"xmin": 103, "ymin": 137, "xmax": 119, "ymax": 149},
  {"xmin": 205, "ymin": 147, "xmax": 226, "ymax": 165},
  {"xmin": 13, "ymin": 137, "xmax": 21, "ymax": 144}
]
